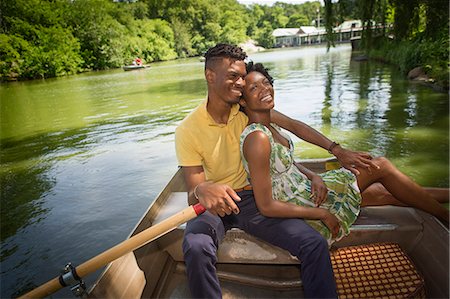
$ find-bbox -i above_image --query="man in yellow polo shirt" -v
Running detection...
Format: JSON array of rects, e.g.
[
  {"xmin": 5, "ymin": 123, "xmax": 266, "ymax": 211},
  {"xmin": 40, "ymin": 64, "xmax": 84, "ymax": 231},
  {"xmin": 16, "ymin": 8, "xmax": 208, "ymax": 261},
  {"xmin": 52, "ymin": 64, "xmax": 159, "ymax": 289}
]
[
  {"xmin": 175, "ymin": 43, "xmax": 376, "ymax": 298},
  {"xmin": 176, "ymin": 100, "xmax": 248, "ymax": 193}
]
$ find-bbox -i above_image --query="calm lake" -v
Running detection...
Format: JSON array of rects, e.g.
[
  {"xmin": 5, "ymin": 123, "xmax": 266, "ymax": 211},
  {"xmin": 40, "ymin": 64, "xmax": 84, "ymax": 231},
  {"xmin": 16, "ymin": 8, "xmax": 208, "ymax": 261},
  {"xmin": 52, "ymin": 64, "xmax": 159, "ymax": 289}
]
[{"xmin": 1, "ymin": 44, "xmax": 448, "ymax": 298}]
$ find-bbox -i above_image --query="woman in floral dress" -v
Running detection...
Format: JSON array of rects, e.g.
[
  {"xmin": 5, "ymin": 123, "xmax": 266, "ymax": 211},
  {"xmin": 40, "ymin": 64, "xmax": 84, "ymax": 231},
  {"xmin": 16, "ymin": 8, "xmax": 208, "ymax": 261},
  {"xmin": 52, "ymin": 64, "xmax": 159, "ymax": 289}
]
[{"xmin": 239, "ymin": 62, "xmax": 449, "ymax": 245}]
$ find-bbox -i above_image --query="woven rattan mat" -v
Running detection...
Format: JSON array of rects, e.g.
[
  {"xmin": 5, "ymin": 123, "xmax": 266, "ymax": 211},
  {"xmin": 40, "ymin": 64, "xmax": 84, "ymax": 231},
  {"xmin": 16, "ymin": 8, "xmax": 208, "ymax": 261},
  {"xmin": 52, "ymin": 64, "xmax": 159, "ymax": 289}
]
[{"xmin": 330, "ymin": 243, "xmax": 425, "ymax": 299}]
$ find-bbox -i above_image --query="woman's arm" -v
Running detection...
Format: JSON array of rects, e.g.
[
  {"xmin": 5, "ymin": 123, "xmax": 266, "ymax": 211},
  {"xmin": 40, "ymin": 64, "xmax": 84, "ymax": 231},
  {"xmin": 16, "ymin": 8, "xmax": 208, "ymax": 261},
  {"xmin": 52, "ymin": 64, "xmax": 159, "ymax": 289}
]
[
  {"xmin": 294, "ymin": 162, "xmax": 328, "ymax": 207},
  {"xmin": 294, "ymin": 162, "xmax": 316, "ymax": 180}
]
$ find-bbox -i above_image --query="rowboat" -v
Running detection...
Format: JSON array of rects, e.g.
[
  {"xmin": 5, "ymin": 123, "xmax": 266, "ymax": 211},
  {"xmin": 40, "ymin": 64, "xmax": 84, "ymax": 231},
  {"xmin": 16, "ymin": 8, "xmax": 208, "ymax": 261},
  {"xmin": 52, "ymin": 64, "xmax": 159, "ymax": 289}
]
[
  {"xmin": 87, "ymin": 158, "xmax": 449, "ymax": 298},
  {"xmin": 122, "ymin": 65, "xmax": 148, "ymax": 71}
]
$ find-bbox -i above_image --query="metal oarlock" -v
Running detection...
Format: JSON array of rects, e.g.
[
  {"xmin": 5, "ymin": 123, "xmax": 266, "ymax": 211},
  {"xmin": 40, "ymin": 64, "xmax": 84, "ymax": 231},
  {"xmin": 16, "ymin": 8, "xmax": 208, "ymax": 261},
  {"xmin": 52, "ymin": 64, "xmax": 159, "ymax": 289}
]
[
  {"xmin": 59, "ymin": 263, "xmax": 86, "ymax": 297},
  {"xmin": 70, "ymin": 281, "xmax": 86, "ymax": 297}
]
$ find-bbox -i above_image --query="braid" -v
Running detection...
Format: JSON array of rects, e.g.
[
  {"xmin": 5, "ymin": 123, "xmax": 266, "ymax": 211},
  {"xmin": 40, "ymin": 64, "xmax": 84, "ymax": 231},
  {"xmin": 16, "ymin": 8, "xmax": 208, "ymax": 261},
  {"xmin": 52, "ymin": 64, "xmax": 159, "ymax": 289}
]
[
  {"xmin": 204, "ymin": 43, "xmax": 247, "ymax": 70},
  {"xmin": 246, "ymin": 61, "xmax": 274, "ymax": 85}
]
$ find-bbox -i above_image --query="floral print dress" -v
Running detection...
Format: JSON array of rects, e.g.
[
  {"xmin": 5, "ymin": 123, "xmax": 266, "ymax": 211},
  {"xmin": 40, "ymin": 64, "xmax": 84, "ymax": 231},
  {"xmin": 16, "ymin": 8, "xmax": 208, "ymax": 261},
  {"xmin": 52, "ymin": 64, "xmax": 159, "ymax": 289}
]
[{"xmin": 240, "ymin": 123, "xmax": 362, "ymax": 245}]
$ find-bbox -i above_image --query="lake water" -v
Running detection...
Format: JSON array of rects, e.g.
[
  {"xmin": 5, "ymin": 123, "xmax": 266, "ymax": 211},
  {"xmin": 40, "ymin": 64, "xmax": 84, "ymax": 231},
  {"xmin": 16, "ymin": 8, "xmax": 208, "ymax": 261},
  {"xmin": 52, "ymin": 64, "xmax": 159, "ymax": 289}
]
[{"xmin": 1, "ymin": 44, "xmax": 448, "ymax": 298}]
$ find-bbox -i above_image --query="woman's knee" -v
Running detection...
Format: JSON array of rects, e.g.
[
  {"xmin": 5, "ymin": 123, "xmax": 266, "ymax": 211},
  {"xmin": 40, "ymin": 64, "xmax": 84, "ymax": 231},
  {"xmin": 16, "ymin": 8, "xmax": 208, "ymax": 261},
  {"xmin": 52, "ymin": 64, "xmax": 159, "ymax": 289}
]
[
  {"xmin": 365, "ymin": 156, "xmax": 397, "ymax": 179},
  {"xmin": 373, "ymin": 156, "xmax": 393, "ymax": 170}
]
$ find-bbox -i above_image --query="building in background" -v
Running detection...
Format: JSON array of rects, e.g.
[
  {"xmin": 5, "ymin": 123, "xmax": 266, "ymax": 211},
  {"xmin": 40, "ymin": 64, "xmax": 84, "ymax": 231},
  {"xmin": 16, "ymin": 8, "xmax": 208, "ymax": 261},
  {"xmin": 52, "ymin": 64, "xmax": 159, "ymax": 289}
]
[{"xmin": 272, "ymin": 20, "xmax": 365, "ymax": 48}]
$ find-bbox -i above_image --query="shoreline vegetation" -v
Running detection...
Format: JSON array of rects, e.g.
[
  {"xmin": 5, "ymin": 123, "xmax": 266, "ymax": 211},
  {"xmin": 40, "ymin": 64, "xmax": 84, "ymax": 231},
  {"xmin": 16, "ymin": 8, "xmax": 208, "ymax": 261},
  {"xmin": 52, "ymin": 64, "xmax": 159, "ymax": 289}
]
[
  {"xmin": 1, "ymin": 0, "xmax": 448, "ymax": 91},
  {"xmin": 368, "ymin": 35, "xmax": 449, "ymax": 92}
]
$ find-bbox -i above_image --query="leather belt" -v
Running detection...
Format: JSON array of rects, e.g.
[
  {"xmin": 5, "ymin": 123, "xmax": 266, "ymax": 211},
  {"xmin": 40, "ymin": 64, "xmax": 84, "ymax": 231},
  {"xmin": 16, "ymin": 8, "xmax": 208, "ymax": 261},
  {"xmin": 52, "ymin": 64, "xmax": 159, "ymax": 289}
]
[{"xmin": 234, "ymin": 184, "xmax": 253, "ymax": 192}]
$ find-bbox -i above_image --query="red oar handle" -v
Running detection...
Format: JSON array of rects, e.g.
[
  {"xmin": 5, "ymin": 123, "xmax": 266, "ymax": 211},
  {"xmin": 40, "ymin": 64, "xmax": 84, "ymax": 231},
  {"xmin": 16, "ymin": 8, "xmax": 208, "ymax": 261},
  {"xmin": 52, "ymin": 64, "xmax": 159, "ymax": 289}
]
[{"xmin": 193, "ymin": 203, "xmax": 206, "ymax": 215}]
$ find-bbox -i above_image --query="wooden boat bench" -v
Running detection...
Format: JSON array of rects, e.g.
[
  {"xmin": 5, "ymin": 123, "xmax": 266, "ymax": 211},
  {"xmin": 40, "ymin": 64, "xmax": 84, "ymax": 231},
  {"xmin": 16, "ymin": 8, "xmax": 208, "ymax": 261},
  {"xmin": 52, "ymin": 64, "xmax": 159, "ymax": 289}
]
[
  {"xmin": 154, "ymin": 192, "xmax": 426, "ymax": 298},
  {"xmin": 90, "ymin": 163, "xmax": 448, "ymax": 299},
  {"xmin": 156, "ymin": 192, "xmax": 424, "ymax": 264}
]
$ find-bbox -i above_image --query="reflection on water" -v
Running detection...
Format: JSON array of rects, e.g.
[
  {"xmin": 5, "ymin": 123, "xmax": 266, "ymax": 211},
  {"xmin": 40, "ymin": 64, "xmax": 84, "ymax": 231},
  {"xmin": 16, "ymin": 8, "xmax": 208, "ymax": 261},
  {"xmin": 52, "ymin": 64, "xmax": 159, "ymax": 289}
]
[{"xmin": 0, "ymin": 45, "xmax": 448, "ymax": 298}]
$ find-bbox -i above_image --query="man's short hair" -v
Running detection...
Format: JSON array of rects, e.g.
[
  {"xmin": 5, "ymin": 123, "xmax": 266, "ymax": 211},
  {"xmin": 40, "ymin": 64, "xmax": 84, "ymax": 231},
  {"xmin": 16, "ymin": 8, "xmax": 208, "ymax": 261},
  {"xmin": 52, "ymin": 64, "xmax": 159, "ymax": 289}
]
[{"xmin": 204, "ymin": 43, "xmax": 247, "ymax": 70}]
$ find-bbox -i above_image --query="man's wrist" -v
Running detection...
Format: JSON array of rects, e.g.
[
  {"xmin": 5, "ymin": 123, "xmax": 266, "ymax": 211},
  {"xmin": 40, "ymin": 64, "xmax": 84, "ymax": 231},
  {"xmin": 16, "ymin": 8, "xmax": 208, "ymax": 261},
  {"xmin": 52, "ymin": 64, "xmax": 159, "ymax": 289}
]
[
  {"xmin": 193, "ymin": 184, "xmax": 201, "ymax": 200},
  {"xmin": 192, "ymin": 181, "xmax": 210, "ymax": 201}
]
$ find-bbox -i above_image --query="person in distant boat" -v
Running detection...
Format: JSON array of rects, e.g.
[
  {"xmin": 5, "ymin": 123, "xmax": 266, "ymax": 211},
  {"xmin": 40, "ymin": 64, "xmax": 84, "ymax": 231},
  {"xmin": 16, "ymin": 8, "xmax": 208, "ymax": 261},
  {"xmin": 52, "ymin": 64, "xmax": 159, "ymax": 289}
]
[
  {"xmin": 175, "ymin": 43, "xmax": 380, "ymax": 298},
  {"xmin": 134, "ymin": 57, "xmax": 142, "ymax": 66},
  {"xmin": 238, "ymin": 61, "xmax": 449, "ymax": 245}
]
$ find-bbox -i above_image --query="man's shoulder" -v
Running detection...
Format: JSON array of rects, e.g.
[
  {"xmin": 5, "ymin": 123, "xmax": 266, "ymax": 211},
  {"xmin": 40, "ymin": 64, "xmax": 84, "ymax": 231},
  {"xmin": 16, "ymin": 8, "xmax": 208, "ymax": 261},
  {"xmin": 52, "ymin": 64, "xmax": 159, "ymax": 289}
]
[
  {"xmin": 183, "ymin": 105, "xmax": 202, "ymax": 121},
  {"xmin": 176, "ymin": 104, "xmax": 203, "ymax": 135}
]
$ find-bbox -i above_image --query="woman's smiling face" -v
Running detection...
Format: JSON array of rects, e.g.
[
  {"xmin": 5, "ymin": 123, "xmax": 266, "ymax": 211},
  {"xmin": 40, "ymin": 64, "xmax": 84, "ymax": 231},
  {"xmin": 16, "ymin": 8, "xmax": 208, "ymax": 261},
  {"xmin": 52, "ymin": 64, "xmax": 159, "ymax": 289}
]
[{"xmin": 242, "ymin": 71, "xmax": 275, "ymax": 111}]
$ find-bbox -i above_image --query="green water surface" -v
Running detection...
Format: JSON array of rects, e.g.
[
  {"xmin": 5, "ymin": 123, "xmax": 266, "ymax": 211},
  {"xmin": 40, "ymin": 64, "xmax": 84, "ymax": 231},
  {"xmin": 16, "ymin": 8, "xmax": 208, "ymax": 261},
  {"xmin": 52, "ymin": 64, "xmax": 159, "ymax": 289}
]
[{"xmin": 0, "ymin": 45, "xmax": 448, "ymax": 298}]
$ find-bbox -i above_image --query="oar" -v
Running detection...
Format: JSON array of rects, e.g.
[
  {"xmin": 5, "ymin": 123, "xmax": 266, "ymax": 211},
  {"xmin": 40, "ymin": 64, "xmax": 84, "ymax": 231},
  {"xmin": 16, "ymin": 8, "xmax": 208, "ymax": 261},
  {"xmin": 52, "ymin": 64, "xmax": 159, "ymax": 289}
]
[{"xmin": 19, "ymin": 203, "xmax": 206, "ymax": 299}]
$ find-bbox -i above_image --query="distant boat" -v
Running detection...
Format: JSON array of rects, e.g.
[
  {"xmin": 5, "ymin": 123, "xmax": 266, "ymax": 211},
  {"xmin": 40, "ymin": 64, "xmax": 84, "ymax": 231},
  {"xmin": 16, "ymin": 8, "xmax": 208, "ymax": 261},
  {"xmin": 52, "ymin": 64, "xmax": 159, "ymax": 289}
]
[{"xmin": 122, "ymin": 65, "xmax": 148, "ymax": 71}]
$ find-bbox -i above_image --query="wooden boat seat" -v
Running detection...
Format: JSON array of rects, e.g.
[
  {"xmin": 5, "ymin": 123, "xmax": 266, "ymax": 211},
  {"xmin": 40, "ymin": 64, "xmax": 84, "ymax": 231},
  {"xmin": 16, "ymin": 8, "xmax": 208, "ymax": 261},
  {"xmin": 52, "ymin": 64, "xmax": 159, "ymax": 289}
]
[
  {"xmin": 89, "ymin": 165, "xmax": 448, "ymax": 299},
  {"xmin": 155, "ymin": 192, "xmax": 424, "ymax": 265}
]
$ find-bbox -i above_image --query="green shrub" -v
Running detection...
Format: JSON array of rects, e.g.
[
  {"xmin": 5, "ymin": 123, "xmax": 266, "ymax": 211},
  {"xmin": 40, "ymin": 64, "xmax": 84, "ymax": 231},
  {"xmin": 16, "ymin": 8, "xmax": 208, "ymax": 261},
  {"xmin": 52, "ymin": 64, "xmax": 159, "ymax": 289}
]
[
  {"xmin": 0, "ymin": 25, "xmax": 83, "ymax": 80},
  {"xmin": 371, "ymin": 34, "xmax": 449, "ymax": 89}
]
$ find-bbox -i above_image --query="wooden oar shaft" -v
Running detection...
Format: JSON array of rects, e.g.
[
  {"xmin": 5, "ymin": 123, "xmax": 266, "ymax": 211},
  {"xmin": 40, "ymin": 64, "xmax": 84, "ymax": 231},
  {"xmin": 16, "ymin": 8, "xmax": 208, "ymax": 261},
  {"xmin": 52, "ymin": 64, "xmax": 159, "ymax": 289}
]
[{"xmin": 19, "ymin": 204, "xmax": 206, "ymax": 299}]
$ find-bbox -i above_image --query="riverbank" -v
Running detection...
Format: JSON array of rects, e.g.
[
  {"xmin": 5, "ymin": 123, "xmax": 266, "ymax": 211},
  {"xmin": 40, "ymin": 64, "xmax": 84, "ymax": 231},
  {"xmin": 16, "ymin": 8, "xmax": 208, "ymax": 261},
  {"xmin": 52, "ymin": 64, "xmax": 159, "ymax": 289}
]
[
  {"xmin": 366, "ymin": 37, "xmax": 449, "ymax": 92},
  {"xmin": 0, "ymin": 40, "xmax": 264, "ymax": 83}
]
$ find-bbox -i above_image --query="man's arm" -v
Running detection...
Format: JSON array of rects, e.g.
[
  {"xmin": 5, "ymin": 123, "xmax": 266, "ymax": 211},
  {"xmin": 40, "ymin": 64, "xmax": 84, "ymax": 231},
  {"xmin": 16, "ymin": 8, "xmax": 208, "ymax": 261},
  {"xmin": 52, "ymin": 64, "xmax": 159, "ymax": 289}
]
[
  {"xmin": 182, "ymin": 166, "xmax": 240, "ymax": 217},
  {"xmin": 271, "ymin": 109, "xmax": 378, "ymax": 175}
]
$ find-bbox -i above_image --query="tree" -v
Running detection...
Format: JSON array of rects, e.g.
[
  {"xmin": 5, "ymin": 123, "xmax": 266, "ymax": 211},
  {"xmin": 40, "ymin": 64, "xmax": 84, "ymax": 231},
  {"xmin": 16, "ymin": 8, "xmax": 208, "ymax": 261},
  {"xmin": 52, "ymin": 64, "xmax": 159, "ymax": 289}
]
[
  {"xmin": 424, "ymin": 0, "xmax": 449, "ymax": 39},
  {"xmin": 287, "ymin": 13, "xmax": 310, "ymax": 27}
]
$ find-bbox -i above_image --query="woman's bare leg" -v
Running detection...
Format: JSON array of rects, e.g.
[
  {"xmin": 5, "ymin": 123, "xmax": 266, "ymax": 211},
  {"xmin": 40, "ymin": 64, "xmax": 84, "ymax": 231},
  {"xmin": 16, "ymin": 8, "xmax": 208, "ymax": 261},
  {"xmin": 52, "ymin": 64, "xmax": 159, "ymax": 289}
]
[
  {"xmin": 361, "ymin": 184, "xmax": 449, "ymax": 205},
  {"xmin": 423, "ymin": 187, "xmax": 449, "ymax": 203},
  {"xmin": 356, "ymin": 157, "xmax": 449, "ymax": 224},
  {"xmin": 361, "ymin": 183, "xmax": 405, "ymax": 206}
]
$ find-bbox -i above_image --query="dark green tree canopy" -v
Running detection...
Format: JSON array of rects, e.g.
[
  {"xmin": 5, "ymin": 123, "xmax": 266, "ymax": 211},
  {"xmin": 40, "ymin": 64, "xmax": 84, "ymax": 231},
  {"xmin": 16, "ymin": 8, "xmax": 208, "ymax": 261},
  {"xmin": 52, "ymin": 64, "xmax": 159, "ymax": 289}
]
[{"xmin": 1, "ymin": 0, "xmax": 447, "ymax": 84}]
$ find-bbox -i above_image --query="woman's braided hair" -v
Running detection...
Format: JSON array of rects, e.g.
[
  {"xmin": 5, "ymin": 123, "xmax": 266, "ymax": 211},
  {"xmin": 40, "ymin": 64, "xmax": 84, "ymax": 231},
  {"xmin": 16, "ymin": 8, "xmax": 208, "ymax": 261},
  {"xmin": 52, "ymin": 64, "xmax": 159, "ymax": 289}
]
[{"xmin": 246, "ymin": 61, "xmax": 274, "ymax": 86}]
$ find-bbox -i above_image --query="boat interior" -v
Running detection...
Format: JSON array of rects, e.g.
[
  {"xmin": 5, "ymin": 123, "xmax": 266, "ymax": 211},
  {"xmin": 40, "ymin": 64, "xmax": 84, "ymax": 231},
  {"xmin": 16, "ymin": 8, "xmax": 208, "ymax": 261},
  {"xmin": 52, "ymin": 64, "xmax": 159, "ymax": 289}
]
[{"xmin": 89, "ymin": 159, "xmax": 449, "ymax": 298}]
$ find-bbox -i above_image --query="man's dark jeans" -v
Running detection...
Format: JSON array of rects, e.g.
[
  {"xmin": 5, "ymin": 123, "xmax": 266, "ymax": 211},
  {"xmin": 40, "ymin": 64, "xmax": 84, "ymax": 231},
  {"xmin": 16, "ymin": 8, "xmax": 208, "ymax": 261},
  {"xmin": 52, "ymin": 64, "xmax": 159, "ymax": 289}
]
[{"xmin": 182, "ymin": 190, "xmax": 337, "ymax": 298}]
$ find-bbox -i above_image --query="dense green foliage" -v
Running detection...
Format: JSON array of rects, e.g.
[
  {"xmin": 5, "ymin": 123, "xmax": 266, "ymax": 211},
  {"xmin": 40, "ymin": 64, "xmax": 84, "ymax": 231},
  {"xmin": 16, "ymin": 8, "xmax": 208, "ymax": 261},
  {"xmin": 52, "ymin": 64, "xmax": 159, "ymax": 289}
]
[
  {"xmin": 370, "ymin": 33, "xmax": 449, "ymax": 89},
  {"xmin": 324, "ymin": 0, "xmax": 449, "ymax": 89},
  {"xmin": 247, "ymin": 1, "xmax": 321, "ymax": 48},
  {"xmin": 0, "ymin": 0, "xmax": 323, "ymax": 81},
  {"xmin": 0, "ymin": 0, "xmax": 178, "ymax": 80},
  {"xmin": 1, "ymin": 0, "xmax": 447, "ymax": 85},
  {"xmin": 376, "ymin": 0, "xmax": 449, "ymax": 89}
]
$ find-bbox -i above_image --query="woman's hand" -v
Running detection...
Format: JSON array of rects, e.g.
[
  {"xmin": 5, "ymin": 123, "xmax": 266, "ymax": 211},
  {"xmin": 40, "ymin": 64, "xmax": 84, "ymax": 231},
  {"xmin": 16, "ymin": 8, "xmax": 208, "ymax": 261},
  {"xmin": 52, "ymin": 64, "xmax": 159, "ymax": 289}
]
[
  {"xmin": 310, "ymin": 175, "xmax": 328, "ymax": 207},
  {"xmin": 319, "ymin": 209, "xmax": 340, "ymax": 238}
]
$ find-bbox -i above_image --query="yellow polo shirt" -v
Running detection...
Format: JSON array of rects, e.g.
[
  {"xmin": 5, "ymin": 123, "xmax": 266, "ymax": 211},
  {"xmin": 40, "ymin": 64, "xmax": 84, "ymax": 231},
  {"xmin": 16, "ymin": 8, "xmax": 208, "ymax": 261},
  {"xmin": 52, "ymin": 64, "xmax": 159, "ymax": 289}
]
[{"xmin": 175, "ymin": 100, "xmax": 249, "ymax": 189}]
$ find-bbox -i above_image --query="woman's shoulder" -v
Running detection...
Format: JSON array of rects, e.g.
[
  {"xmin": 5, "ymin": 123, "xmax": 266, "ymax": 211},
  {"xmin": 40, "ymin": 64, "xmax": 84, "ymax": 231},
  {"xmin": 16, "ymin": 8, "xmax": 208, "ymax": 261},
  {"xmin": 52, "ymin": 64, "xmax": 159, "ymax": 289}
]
[
  {"xmin": 241, "ymin": 123, "xmax": 274, "ymax": 146},
  {"xmin": 241, "ymin": 123, "xmax": 272, "ymax": 139},
  {"xmin": 240, "ymin": 124, "xmax": 272, "ymax": 156}
]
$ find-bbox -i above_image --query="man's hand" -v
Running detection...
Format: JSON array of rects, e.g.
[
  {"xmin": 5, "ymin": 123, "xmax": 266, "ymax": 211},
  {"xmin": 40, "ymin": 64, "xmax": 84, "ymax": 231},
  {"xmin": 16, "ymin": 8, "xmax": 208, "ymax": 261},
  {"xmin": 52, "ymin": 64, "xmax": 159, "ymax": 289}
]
[
  {"xmin": 195, "ymin": 181, "xmax": 241, "ymax": 217},
  {"xmin": 332, "ymin": 146, "xmax": 379, "ymax": 176}
]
